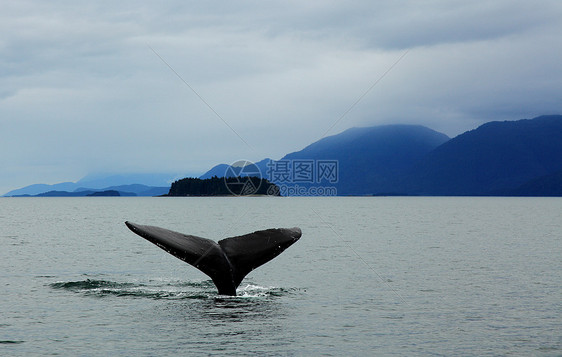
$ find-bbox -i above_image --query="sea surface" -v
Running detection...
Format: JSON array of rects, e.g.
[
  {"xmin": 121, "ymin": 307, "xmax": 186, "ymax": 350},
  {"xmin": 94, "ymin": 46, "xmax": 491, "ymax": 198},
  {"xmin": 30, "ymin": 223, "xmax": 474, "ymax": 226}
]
[{"xmin": 1, "ymin": 197, "xmax": 560, "ymax": 356}]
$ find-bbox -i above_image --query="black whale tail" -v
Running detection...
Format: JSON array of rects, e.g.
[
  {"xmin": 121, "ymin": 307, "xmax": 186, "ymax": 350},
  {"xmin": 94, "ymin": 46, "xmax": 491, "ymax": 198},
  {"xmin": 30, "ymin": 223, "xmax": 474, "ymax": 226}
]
[{"xmin": 125, "ymin": 221, "xmax": 301, "ymax": 296}]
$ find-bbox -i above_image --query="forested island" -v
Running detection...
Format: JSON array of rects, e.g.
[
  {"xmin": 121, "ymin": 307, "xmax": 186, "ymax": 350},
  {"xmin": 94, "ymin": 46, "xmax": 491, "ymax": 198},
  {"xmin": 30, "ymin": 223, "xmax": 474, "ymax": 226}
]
[{"xmin": 166, "ymin": 176, "xmax": 279, "ymax": 196}]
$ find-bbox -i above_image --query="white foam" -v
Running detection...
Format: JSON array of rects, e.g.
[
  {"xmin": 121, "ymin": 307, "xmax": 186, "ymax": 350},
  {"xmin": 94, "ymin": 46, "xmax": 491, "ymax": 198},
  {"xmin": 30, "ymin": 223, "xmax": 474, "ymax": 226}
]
[{"xmin": 236, "ymin": 283, "xmax": 275, "ymax": 297}]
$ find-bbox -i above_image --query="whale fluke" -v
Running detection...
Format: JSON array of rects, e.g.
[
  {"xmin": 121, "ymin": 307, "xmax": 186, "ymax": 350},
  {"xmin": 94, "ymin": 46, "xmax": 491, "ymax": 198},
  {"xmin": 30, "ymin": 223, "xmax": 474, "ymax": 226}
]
[{"xmin": 125, "ymin": 221, "xmax": 301, "ymax": 296}]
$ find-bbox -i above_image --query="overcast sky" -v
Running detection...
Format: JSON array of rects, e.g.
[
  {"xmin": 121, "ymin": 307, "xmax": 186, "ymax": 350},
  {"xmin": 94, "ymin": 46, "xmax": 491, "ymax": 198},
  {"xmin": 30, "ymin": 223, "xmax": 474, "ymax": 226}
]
[{"xmin": 1, "ymin": 0, "xmax": 561, "ymax": 193}]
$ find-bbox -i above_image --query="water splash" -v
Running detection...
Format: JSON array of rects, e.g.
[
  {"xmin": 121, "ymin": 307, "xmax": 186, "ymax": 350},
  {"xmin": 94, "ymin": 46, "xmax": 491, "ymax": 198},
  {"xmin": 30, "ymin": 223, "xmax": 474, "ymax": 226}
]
[
  {"xmin": 232, "ymin": 283, "xmax": 303, "ymax": 298},
  {"xmin": 49, "ymin": 279, "xmax": 300, "ymax": 300}
]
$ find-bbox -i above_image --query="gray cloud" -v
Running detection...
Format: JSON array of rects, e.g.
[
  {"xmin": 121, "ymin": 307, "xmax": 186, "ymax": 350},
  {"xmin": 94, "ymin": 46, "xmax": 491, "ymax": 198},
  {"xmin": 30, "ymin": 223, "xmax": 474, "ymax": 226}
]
[{"xmin": 1, "ymin": 0, "xmax": 561, "ymax": 193}]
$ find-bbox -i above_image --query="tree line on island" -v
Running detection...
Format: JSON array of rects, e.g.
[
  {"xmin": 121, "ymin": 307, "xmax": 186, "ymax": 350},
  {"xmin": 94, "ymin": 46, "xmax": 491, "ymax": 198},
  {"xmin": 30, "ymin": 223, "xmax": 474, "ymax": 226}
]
[{"xmin": 166, "ymin": 176, "xmax": 279, "ymax": 196}]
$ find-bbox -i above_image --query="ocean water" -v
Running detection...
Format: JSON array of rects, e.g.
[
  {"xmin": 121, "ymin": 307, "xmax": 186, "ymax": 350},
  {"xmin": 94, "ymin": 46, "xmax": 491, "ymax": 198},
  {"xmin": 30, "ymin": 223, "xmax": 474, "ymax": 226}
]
[{"xmin": 1, "ymin": 197, "xmax": 560, "ymax": 356}]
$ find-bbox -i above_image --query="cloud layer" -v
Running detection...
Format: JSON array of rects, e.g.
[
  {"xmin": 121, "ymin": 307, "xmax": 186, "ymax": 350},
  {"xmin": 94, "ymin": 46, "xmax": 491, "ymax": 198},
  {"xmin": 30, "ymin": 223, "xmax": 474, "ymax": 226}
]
[{"xmin": 1, "ymin": 1, "xmax": 561, "ymax": 193}]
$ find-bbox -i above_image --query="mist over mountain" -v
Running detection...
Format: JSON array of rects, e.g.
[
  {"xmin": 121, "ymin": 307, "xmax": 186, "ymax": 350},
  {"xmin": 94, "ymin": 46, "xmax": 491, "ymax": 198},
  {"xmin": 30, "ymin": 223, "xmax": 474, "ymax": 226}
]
[
  {"xmin": 200, "ymin": 115, "xmax": 562, "ymax": 196},
  {"xmin": 3, "ymin": 182, "xmax": 79, "ymax": 196},
  {"xmin": 5, "ymin": 115, "xmax": 562, "ymax": 197},
  {"xmin": 198, "ymin": 124, "xmax": 450, "ymax": 195},
  {"xmin": 75, "ymin": 173, "xmax": 184, "ymax": 189},
  {"xmin": 199, "ymin": 159, "xmax": 272, "ymax": 180},
  {"xmin": 3, "ymin": 174, "xmax": 176, "ymax": 197},
  {"xmin": 280, "ymin": 125, "xmax": 450, "ymax": 195}
]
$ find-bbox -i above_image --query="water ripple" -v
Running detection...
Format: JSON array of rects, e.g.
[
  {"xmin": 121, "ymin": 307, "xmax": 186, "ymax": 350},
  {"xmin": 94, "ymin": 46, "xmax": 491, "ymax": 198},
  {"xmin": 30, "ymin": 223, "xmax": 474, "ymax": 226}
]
[{"xmin": 48, "ymin": 279, "xmax": 299, "ymax": 300}]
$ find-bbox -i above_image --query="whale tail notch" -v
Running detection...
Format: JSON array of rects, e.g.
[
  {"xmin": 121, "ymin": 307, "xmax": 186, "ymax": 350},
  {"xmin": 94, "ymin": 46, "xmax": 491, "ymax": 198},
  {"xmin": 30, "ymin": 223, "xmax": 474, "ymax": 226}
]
[{"xmin": 125, "ymin": 221, "xmax": 301, "ymax": 296}]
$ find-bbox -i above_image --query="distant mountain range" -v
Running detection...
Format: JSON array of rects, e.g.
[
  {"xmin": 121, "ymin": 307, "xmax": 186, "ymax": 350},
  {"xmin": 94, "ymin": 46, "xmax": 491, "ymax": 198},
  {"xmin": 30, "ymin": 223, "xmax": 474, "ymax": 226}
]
[
  {"xmin": 400, "ymin": 115, "xmax": 562, "ymax": 195},
  {"xmin": 201, "ymin": 115, "xmax": 562, "ymax": 196},
  {"xmin": 30, "ymin": 190, "xmax": 125, "ymax": 197},
  {"xmin": 7, "ymin": 184, "xmax": 170, "ymax": 197},
  {"xmin": 4, "ymin": 115, "xmax": 562, "ymax": 197},
  {"xmin": 3, "ymin": 174, "xmax": 175, "ymax": 197}
]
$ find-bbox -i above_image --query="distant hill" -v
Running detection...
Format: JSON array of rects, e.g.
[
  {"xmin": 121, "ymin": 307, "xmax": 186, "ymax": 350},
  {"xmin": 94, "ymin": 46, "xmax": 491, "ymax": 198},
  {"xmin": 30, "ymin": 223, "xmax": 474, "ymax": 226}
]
[
  {"xmin": 200, "ymin": 125, "xmax": 450, "ymax": 195},
  {"xmin": 3, "ymin": 174, "xmax": 173, "ymax": 197},
  {"xmin": 199, "ymin": 159, "xmax": 271, "ymax": 180},
  {"xmin": 86, "ymin": 190, "xmax": 122, "ymax": 197},
  {"xmin": 75, "ymin": 172, "xmax": 186, "ymax": 188},
  {"xmin": 402, "ymin": 115, "xmax": 562, "ymax": 195},
  {"xmin": 74, "ymin": 184, "xmax": 169, "ymax": 197},
  {"xmin": 281, "ymin": 125, "xmax": 450, "ymax": 195},
  {"xmin": 199, "ymin": 164, "xmax": 232, "ymax": 179},
  {"xmin": 4, "ymin": 182, "xmax": 79, "ymax": 196},
  {"xmin": 199, "ymin": 116, "xmax": 562, "ymax": 196},
  {"xmin": 15, "ymin": 190, "xmax": 130, "ymax": 197},
  {"xmin": 7, "ymin": 115, "xmax": 562, "ymax": 197}
]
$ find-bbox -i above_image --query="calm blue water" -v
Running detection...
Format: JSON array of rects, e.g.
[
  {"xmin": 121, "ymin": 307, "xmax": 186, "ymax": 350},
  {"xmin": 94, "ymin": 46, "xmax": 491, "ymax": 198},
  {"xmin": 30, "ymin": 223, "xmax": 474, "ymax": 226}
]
[{"xmin": 1, "ymin": 197, "xmax": 561, "ymax": 356}]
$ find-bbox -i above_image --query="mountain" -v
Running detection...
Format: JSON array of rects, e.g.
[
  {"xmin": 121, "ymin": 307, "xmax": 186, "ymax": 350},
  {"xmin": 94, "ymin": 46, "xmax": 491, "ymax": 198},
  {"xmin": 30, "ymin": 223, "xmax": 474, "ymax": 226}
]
[
  {"xmin": 199, "ymin": 164, "xmax": 232, "ymax": 179},
  {"xmin": 7, "ymin": 115, "xmax": 562, "ymax": 197},
  {"xmin": 73, "ymin": 184, "xmax": 169, "ymax": 197},
  {"xmin": 504, "ymin": 170, "xmax": 562, "ymax": 197},
  {"xmin": 35, "ymin": 190, "xmax": 126, "ymax": 197},
  {"xmin": 76, "ymin": 173, "xmax": 182, "ymax": 189},
  {"xmin": 4, "ymin": 182, "xmax": 79, "ymax": 196},
  {"xmin": 281, "ymin": 125, "xmax": 450, "ymax": 195},
  {"xmin": 3, "ymin": 174, "xmax": 177, "ymax": 197},
  {"xmin": 199, "ymin": 159, "xmax": 271, "ymax": 180},
  {"xmin": 403, "ymin": 115, "xmax": 562, "ymax": 195},
  {"xmin": 8, "ymin": 185, "xmax": 169, "ymax": 197},
  {"xmin": 198, "ymin": 116, "xmax": 562, "ymax": 196},
  {"xmin": 199, "ymin": 124, "xmax": 450, "ymax": 195},
  {"xmin": 499, "ymin": 169, "xmax": 562, "ymax": 196}
]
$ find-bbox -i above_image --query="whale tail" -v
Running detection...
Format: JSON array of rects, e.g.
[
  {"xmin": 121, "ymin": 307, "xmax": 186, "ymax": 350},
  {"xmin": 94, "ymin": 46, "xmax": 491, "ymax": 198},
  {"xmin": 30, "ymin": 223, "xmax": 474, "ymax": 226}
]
[{"xmin": 125, "ymin": 221, "xmax": 301, "ymax": 296}]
